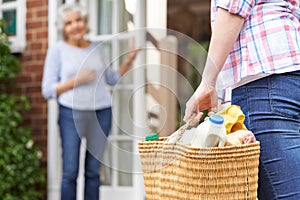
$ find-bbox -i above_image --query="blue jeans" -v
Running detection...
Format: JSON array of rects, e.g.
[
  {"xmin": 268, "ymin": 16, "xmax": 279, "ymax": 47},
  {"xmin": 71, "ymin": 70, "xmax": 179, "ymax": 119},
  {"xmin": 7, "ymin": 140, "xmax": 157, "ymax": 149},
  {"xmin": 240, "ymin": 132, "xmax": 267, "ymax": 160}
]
[
  {"xmin": 58, "ymin": 105, "xmax": 112, "ymax": 200},
  {"xmin": 232, "ymin": 71, "xmax": 300, "ymax": 200}
]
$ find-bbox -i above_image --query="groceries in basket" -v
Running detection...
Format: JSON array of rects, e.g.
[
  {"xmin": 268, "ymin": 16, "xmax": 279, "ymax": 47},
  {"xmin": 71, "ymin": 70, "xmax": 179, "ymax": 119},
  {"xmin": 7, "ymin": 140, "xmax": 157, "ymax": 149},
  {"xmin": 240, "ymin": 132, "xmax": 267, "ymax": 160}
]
[
  {"xmin": 182, "ymin": 105, "xmax": 256, "ymax": 147},
  {"xmin": 190, "ymin": 114, "xmax": 226, "ymax": 148},
  {"xmin": 145, "ymin": 133, "xmax": 159, "ymax": 141},
  {"xmin": 138, "ymin": 105, "xmax": 260, "ymax": 200},
  {"xmin": 225, "ymin": 129, "xmax": 256, "ymax": 146}
]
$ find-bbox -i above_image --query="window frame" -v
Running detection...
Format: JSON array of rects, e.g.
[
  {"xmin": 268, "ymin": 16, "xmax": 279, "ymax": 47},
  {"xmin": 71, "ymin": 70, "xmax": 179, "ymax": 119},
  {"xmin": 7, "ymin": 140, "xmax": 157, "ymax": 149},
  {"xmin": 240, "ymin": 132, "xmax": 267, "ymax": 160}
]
[{"xmin": 0, "ymin": 0, "xmax": 26, "ymax": 53}]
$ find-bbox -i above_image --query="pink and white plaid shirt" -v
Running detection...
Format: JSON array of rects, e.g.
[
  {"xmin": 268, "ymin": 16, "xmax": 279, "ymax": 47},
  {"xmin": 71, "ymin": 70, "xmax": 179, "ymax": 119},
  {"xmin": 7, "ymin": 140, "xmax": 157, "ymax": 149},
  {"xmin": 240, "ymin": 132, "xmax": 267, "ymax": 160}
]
[{"xmin": 211, "ymin": 0, "xmax": 300, "ymax": 101}]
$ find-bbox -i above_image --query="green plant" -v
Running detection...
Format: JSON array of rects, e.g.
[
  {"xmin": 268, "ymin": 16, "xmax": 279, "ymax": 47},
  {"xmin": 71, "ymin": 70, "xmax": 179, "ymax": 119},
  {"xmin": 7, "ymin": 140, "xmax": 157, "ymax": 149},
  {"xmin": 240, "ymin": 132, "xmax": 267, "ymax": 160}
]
[{"xmin": 0, "ymin": 19, "xmax": 45, "ymax": 200}]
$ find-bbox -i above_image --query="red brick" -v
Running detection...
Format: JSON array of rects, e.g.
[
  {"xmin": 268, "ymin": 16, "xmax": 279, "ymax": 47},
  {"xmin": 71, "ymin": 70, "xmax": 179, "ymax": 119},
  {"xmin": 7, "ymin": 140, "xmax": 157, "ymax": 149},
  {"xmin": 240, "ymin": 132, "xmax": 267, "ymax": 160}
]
[
  {"xmin": 26, "ymin": 32, "xmax": 33, "ymax": 40},
  {"xmin": 15, "ymin": 75, "xmax": 32, "ymax": 83},
  {"xmin": 30, "ymin": 43, "xmax": 43, "ymax": 50},
  {"xmin": 24, "ymin": 64, "xmax": 41, "ymax": 73},
  {"xmin": 26, "ymin": 21, "xmax": 43, "ymax": 29},
  {"xmin": 37, "ymin": 10, "xmax": 48, "ymax": 17},
  {"xmin": 35, "ymin": 73, "xmax": 44, "ymax": 82},
  {"xmin": 26, "ymin": 85, "xmax": 41, "ymax": 93},
  {"xmin": 27, "ymin": 12, "xmax": 33, "ymax": 19},
  {"xmin": 37, "ymin": 31, "xmax": 48, "ymax": 39},
  {"xmin": 30, "ymin": 95, "xmax": 45, "ymax": 102},
  {"xmin": 27, "ymin": 0, "xmax": 44, "ymax": 8}
]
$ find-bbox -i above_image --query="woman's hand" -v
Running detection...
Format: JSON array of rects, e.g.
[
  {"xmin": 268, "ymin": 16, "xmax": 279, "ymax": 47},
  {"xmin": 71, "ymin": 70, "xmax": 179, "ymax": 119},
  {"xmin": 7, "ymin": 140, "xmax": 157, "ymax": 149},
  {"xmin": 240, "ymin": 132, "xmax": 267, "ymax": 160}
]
[
  {"xmin": 119, "ymin": 47, "xmax": 142, "ymax": 76},
  {"xmin": 75, "ymin": 69, "xmax": 96, "ymax": 86},
  {"xmin": 183, "ymin": 81, "xmax": 218, "ymax": 125},
  {"xmin": 55, "ymin": 68, "xmax": 96, "ymax": 96}
]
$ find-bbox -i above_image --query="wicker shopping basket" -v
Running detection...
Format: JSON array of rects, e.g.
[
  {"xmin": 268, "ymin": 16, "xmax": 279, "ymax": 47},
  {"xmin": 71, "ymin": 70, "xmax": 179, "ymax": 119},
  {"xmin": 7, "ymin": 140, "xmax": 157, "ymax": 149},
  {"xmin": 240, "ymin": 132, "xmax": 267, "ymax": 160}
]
[{"xmin": 138, "ymin": 137, "xmax": 260, "ymax": 200}]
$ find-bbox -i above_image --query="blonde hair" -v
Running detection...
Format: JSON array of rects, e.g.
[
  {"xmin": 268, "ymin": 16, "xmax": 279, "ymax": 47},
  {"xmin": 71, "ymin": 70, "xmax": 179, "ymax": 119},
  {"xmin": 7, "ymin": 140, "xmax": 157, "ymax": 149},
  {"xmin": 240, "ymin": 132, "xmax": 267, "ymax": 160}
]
[{"xmin": 56, "ymin": 3, "xmax": 88, "ymax": 39}]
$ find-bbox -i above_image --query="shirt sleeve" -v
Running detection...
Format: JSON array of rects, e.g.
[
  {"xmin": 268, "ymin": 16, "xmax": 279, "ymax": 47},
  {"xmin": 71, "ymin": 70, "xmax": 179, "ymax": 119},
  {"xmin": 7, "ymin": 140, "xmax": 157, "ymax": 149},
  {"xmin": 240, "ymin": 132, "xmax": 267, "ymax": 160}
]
[
  {"xmin": 42, "ymin": 45, "xmax": 60, "ymax": 99},
  {"xmin": 217, "ymin": 0, "xmax": 255, "ymax": 19},
  {"xmin": 105, "ymin": 67, "xmax": 120, "ymax": 86},
  {"xmin": 98, "ymin": 45, "xmax": 121, "ymax": 86}
]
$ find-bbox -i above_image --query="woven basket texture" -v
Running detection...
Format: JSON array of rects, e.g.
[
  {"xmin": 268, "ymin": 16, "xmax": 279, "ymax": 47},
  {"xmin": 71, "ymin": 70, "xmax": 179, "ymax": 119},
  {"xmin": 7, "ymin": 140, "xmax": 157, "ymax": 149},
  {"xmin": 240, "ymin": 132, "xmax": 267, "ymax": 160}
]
[{"xmin": 138, "ymin": 137, "xmax": 260, "ymax": 200}]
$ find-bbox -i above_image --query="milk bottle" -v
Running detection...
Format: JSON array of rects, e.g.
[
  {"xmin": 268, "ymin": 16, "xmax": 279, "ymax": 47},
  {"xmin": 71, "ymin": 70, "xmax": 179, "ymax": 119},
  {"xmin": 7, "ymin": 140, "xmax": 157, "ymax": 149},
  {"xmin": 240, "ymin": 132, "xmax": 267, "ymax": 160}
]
[{"xmin": 191, "ymin": 114, "xmax": 226, "ymax": 148}]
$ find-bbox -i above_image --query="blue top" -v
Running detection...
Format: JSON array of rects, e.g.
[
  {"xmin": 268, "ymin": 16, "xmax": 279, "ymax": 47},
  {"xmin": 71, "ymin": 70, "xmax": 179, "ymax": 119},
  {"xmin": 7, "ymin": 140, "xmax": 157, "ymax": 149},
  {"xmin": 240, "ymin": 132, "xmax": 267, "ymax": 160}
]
[{"xmin": 42, "ymin": 41, "xmax": 120, "ymax": 110}]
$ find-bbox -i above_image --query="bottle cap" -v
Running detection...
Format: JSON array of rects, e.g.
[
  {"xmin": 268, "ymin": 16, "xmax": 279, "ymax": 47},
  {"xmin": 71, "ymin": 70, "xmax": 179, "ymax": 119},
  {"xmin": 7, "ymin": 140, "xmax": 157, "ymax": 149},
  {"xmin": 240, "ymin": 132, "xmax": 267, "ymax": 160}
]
[
  {"xmin": 145, "ymin": 133, "xmax": 159, "ymax": 141},
  {"xmin": 209, "ymin": 114, "xmax": 224, "ymax": 125}
]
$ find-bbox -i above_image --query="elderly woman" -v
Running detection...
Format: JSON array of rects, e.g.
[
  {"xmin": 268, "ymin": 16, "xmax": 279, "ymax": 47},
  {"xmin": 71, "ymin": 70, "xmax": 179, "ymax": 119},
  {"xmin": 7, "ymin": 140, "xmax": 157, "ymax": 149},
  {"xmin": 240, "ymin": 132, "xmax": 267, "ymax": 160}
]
[{"xmin": 42, "ymin": 3, "xmax": 139, "ymax": 200}]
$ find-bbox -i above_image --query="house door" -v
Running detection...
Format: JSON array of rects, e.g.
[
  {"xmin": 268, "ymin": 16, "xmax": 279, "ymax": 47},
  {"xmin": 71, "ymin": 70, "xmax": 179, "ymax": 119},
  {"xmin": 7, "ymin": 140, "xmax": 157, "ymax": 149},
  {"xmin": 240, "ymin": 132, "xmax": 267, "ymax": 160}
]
[
  {"xmin": 87, "ymin": 0, "xmax": 147, "ymax": 199},
  {"xmin": 47, "ymin": 0, "xmax": 147, "ymax": 200}
]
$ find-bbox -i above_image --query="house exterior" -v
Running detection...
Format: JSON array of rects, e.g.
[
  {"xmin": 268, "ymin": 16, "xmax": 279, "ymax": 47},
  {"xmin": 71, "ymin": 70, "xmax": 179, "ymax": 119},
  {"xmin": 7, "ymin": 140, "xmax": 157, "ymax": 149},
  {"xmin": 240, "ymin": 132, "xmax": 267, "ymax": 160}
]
[
  {"xmin": 1, "ymin": 0, "xmax": 48, "ymax": 171},
  {"xmin": 1, "ymin": 0, "xmax": 210, "ymax": 199}
]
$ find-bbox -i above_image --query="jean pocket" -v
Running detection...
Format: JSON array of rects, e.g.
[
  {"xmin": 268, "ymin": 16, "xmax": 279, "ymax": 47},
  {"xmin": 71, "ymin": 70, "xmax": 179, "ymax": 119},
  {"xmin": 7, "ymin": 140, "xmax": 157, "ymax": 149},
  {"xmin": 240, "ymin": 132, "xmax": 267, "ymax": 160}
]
[{"xmin": 269, "ymin": 72, "xmax": 300, "ymax": 120}]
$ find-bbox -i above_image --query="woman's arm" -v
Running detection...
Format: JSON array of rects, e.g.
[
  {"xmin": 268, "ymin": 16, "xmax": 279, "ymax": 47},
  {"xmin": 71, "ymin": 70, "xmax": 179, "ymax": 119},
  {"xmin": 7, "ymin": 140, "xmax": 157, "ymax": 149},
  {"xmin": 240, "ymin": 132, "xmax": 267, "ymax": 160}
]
[
  {"xmin": 201, "ymin": 7, "xmax": 245, "ymax": 89},
  {"xmin": 55, "ymin": 69, "xmax": 96, "ymax": 96},
  {"xmin": 119, "ymin": 48, "xmax": 141, "ymax": 76},
  {"xmin": 42, "ymin": 46, "xmax": 60, "ymax": 99},
  {"xmin": 184, "ymin": 8, "xmax": 245, "ymax": 122}
]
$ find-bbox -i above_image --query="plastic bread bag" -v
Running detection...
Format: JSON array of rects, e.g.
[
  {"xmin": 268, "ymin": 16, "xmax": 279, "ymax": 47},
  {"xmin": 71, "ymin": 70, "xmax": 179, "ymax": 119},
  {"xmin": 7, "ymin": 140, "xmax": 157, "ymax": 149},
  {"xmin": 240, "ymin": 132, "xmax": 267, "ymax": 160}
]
[
  {"xmin": 224, "ymin": 130, "xmax": 256, "ymax": 146},
  {"xmin": 216, "ymin": 105, "xmax": 256, "ymax": 146}
]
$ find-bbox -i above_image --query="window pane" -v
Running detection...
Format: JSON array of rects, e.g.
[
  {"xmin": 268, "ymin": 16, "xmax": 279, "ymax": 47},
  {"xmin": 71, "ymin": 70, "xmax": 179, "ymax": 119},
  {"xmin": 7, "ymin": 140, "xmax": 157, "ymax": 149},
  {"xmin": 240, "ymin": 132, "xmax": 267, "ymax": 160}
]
[
  {"xmin": 97, "ymin": 0, "xmax": 134, "ymax": 34},
  {"xmin": 119, "ymin": 0, "xmax": 132, "ymax": 32},
  {"xmin": 117, "ymin": 141, "xmax": 133, "ymax": 186},
  {"xmin": 98, "ymin": 0, "xmax": 113, "ymax": 34},
  {"xmin": 3, "ymin": 0, "xmax": 16, "ymax": 2},
  {"xmin": 112, "ymin": 89, "xmax": 133, "ymax": 136},
  {"xmin": 100, "ymin": 140, "xmax": 134, "ymax": 186},
  {"xmin": 3, "ymin": 10, "xmax": 16, "ymax": 36},
  {"xmin": 101, "ymin": 142, "xmax": 112, "ymax": 186}
]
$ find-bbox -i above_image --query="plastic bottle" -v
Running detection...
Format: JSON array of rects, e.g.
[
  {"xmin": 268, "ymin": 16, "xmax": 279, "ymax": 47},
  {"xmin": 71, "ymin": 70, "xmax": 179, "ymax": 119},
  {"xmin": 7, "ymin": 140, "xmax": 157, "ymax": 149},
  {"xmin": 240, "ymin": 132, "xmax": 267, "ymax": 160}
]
[
  {"xmin": 191, "ymin": 120, "xmax": 209, "ymax": 148},
  {"xmin": 191, "ymin": 114, "xmax": 226, "ymax": 148},
  {"xmin": 203, "ymin": 114, "xmax": 226, "ymax": 147}
]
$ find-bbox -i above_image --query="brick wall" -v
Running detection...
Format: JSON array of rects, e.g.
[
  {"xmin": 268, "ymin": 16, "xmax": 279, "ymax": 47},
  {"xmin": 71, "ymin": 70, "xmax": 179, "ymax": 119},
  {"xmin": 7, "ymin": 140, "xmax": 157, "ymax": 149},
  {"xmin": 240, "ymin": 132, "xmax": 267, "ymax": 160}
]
[{"xmin": 16, "ymin": 0, "xmax": 48, "ymax": 170}]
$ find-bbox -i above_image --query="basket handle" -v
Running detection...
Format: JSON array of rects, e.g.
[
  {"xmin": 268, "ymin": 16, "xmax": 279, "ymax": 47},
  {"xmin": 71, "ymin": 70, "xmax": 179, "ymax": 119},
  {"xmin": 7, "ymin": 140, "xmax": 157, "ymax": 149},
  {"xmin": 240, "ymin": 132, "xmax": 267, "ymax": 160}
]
[{"xmin": 166, "ymin": 113, "xmax": 197, "ymax": 143}]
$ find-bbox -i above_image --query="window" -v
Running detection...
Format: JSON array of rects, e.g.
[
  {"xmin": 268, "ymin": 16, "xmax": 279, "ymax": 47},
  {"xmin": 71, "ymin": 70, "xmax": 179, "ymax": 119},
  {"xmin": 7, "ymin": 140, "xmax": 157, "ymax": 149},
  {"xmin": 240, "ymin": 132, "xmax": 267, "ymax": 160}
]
[
  {"xmin": 0, "ymin": 0, "xmax": 26, "ymax": 52},
  {"xmin": 87, "ymin": 0, "xmax": 138, "ymax": 190},
  {"xmin": 87, "ymin": 0, "xmax": 133, "ymax": 37}
]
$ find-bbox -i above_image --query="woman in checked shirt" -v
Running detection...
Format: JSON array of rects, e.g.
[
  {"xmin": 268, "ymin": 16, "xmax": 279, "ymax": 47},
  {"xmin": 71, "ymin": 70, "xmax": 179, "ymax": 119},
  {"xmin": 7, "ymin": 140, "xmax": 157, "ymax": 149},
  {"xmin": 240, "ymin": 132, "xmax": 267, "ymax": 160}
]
[{"xmin": 184, "ymin": 0, "xmax": 300, "ymax": 199}]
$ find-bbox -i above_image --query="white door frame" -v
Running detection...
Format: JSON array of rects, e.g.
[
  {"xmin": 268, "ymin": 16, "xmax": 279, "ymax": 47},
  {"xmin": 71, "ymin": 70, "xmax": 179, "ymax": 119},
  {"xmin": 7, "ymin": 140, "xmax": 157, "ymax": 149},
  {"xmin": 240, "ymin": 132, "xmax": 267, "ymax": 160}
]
[
  {"xmin": 47, "ymin": 1, "xmax": 61, "ymax": 200},
  {"xmin": 47, "ymin": 0, "xmax": 147, "ymax": 200}
]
